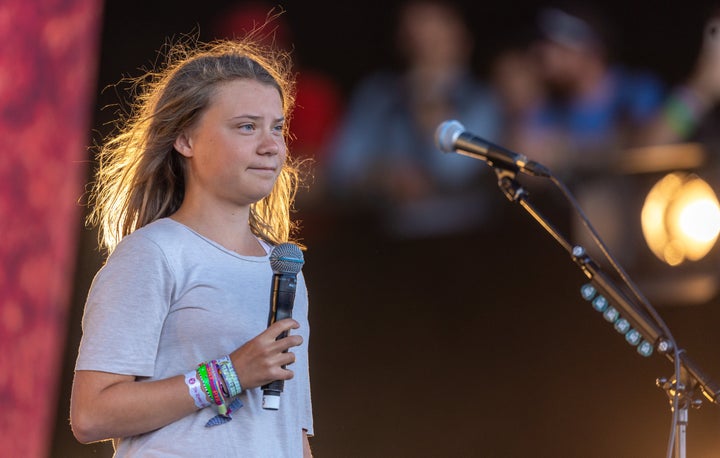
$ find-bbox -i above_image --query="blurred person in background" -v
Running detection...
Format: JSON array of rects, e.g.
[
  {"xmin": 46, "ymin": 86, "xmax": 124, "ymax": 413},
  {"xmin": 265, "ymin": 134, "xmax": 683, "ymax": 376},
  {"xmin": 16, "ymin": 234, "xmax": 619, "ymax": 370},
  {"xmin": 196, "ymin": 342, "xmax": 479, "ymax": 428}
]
[
  {"xmin": 490, "ymin": 41, "xmax": 559, "ymax": 174},
  {"xmin": 524, "ymin": 2, "xmax": 669, "ymax": 266},
  {"xmin": 528, "ymin": 2, "xmax": 667, "ymax": 177},
  {"xmin": 323, "ymin": 0, "xmax": 501, "ymax": 240},
  {"xmin": 640, "ymin": 6, "xmax": 720, "ymax": 150}
]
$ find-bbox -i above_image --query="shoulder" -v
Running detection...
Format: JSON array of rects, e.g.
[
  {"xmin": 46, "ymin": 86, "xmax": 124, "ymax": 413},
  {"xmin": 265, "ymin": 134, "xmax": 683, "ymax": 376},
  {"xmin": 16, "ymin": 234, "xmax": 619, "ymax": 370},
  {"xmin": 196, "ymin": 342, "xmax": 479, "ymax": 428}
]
[
  {"xmin": 114, "ymin": 218, "xmax": 188, "ymax": 252},
  {"xmin": 132, "ymin": 217, "xmax": 189, "ymax": 241},
  {"xmin": 106, "ymin": 218, "xmax": 190, "ymax": 268},
  {"xmin": 611, "ymin": 66, "xmax": 665, "ymax": 95}
]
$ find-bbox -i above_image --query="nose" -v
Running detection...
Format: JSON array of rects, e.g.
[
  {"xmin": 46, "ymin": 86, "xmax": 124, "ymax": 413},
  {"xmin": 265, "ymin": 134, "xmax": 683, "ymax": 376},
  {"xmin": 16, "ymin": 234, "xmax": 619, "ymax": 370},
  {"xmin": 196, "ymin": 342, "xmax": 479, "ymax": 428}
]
[{"xmin": 258, "ymin": 129, "xmax": 283, "ymax": 156}]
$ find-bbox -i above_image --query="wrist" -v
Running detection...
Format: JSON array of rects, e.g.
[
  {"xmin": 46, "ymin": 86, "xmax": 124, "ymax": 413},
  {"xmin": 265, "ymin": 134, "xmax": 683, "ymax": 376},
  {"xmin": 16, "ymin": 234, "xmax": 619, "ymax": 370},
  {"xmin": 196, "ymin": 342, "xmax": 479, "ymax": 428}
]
[
  {"xmin": 184, "ymin": 369, "xmax": 212, "ymax": 409},
  {"xmin": 216, "ymin": 356, "xmax": 243, "ymax": 398},
  {"xmin": 662, "ymin": 85, "xmax": 708, "ymax": 138}
]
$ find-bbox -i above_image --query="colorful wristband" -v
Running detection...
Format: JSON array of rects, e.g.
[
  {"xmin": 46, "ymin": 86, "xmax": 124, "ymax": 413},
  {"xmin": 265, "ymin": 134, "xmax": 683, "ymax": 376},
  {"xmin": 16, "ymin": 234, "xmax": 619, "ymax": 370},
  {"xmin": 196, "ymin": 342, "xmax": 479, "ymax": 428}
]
[
  {"xmin": 184, "ymin": 369, "xmax": 211, "ymax": 409},
  {"xmin": 206, "ymin": 360, "xmax": 228, "ymax": 415},
  {"xmin": 216, "ymin": 355, "xmax": 243, "ymax": 398},
  {"xmin": 196, "ymin": 362, "xmax": 214, "ymax": 405},
  {"xmin": 664, "ymin": 87, "xmax": 703, "ymax": 138},
  {"xmin": 194, "ymin": 359, "xmax": 246, "ymax": 427}
]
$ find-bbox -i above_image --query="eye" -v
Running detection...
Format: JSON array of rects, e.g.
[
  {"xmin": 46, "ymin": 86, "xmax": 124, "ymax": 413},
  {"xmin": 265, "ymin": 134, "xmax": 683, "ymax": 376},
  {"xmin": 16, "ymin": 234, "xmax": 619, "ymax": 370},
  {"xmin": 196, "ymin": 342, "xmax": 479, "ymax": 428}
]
[
  {"xmin": 272, "ymin": 123, "xmax": 285, "ymax": 135},
  {"xmin": 236, "ymin": 123, "xmax": 254, "ymax": 132}
]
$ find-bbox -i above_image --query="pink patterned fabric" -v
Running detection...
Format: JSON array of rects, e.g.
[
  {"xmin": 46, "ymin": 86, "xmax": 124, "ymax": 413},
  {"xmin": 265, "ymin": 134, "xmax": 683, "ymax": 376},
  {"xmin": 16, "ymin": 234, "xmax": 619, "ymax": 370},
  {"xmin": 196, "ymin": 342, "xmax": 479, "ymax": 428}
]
[{"xmin": 0, "ymin": 1, "xmax": 102, "ymax": 456}]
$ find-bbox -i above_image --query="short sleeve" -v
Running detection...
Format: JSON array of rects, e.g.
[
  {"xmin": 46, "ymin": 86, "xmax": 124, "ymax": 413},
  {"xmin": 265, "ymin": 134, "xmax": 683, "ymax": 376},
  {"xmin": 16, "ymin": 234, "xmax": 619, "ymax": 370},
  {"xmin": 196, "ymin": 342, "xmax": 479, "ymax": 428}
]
[{"xmin": 75, "ymin": 233, "xmax": 175, "ymax": 377}]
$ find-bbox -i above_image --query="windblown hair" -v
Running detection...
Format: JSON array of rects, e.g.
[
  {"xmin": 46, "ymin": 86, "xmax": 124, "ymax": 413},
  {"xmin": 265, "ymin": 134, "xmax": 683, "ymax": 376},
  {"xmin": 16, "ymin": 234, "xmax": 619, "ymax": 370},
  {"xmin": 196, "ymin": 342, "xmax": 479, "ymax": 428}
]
[{"xmin": 87, "ymin": 35, "xmax": 301, "ymax": 255}]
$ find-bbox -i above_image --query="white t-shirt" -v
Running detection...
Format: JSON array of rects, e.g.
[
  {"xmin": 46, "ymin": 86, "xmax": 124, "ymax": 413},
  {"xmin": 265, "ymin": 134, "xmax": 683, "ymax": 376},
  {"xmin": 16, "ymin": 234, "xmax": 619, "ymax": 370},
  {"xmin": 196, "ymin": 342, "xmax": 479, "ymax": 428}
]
[{"xmin": 75, "ymin": 218, "xmax": 313, "ymax": 457}]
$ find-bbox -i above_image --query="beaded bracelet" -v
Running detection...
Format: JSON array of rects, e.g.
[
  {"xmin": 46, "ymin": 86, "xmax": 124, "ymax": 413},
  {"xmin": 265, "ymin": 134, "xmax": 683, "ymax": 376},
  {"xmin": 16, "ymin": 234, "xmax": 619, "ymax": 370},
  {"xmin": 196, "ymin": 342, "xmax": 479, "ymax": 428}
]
[
  {"xmin": 206, "ymin": 360, "xmax": 228, "ymax": 415},
  {"xmin": 216, "ymin": 356, "xmax": 243, "ymax": 398},
  {"xmin": 193, "ymin": 358, "xmax": 245, "ymax": 427},
  {"xmin": 184, "ymin": 369, "xmax": 212, "ymax": 409},
  {"xmin": 210, "ymin": 360, "xmax": 230, "ymax": 398},
  {"xmin": 196, "ymin": 363, "xmax": 215, "ymax": 405}
]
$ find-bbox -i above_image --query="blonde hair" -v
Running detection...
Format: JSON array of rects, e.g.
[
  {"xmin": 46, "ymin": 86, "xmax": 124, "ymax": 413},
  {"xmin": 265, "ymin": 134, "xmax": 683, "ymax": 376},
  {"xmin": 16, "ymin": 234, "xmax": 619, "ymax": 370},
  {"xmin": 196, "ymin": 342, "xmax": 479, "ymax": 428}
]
[{"xmin": 87, "ymin": 35, "xmax": 302, "ymax": 254}]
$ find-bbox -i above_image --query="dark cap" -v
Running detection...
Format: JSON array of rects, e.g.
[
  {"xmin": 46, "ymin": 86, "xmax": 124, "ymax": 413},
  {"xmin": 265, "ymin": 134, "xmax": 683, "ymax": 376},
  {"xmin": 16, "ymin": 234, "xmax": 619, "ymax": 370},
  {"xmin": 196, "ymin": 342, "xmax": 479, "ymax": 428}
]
[{"xmin": 537, "ymin": 7, "xmax": 603, "ymax": 51}]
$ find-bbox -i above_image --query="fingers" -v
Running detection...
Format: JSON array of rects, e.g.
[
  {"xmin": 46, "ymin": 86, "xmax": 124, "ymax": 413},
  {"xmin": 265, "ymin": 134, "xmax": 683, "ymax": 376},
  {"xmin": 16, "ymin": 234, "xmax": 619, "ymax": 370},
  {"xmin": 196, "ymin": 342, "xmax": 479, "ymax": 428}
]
[
  {"xmin": 267, "ymin": 353, "xmax": 297, "ymax": 381},
  {"xmin": 266, "ymin": 318, "xmax": 301, "ymax": 338},
  {"xmin": 265, "ymin": 319, "xmax": 303, "ymax": 350},
  {"xmin": 266, "ymin": 319, "xmax": 302, "ymax": 364},
  {"xmin": 229, "ymin": 319, "xmax": 303, "ymax": 390},
  {"xmin": 277, "ymin": 348, "xmax": 297, "ymax": 368}
]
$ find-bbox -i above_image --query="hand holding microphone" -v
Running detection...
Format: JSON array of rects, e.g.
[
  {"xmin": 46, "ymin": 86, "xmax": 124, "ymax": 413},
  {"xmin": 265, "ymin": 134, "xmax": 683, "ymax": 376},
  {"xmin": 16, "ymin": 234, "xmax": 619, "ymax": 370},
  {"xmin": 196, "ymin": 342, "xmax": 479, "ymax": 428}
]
[
  {"xmin": 227, "ymin": 243, "xmax": 304, "ymax": 411},
  {"xmin": 229, "ymin": 319, "xmax": 302, "ymax": 392},
  {"xmin": 262, "ymin": 242, "xmax": 305, "ymax": 410}
]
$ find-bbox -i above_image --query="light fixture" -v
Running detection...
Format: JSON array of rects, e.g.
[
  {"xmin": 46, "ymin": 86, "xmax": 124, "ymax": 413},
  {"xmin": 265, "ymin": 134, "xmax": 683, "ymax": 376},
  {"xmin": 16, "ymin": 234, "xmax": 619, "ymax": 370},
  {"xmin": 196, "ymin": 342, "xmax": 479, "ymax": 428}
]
[{"xmin": 641, "ymin": 171, "xmax": 720, "ymax": 266}]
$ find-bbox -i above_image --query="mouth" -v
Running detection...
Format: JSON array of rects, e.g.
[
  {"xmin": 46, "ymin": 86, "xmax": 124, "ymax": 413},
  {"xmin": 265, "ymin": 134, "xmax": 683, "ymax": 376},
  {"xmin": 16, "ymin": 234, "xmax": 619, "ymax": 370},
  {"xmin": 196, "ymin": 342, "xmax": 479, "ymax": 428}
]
[{"xmin": 248, "ymin": 166, "xmax": 278, "ymax": 173}]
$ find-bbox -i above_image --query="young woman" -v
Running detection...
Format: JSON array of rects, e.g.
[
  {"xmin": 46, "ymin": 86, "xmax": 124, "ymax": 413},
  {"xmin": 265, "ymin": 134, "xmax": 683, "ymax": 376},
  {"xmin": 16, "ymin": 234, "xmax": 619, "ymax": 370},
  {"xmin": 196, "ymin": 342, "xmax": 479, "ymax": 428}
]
[{"xmin": 70, "ymin": 36, "xmax": 313, "ymax": 457}]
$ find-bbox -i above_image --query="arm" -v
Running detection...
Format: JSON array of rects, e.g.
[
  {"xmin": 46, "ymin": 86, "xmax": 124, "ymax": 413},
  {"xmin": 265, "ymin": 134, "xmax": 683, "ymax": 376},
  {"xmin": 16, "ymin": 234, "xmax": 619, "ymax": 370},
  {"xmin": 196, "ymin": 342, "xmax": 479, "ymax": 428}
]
[
  {"xmin": 70, "ymin": 318, "xmax": 302, "ymax": 443},
  {"xmin": 303, "ymin": 429, "xmax": 313, "ymax": 458},
  {"xmin": 70, "ymin": 370, "xmax": 194, "ymax": 443},
  {"xmin": 638, "ymin": 17, "xmax": 720, "ymax": 146}
]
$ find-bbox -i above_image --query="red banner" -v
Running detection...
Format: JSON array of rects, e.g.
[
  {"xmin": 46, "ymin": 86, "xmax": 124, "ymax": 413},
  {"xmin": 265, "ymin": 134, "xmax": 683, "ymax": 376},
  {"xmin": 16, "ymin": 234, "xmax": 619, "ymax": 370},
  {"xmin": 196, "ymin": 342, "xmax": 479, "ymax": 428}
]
[{"xmin": 0, "ymin": 1, "xmax": 102, "ymax": 456}]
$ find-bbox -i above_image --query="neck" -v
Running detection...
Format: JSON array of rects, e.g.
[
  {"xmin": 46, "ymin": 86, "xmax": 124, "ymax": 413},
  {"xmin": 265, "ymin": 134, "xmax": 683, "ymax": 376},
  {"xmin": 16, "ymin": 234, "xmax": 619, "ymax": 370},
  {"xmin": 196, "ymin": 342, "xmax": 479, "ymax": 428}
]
[{"xmin": 171, "ymin": 199, "xmax": 264, "ymax": 256}]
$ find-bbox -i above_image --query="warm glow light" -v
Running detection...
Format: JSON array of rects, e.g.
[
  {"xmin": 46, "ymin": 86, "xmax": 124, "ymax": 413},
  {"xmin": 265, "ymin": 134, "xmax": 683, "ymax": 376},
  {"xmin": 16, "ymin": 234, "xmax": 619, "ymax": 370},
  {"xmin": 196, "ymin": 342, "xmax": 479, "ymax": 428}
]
[{"xmin": 641, "ymin": 172, "xmax": 720, "ymax": 265}]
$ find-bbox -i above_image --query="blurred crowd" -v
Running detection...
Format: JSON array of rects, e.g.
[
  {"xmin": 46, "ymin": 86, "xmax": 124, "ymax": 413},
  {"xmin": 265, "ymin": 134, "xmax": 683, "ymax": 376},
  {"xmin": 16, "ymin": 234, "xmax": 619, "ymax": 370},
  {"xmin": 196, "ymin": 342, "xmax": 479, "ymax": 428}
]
[{"xmin": 210, "ymin": 0, "xmax": 720, "ymax": 249}]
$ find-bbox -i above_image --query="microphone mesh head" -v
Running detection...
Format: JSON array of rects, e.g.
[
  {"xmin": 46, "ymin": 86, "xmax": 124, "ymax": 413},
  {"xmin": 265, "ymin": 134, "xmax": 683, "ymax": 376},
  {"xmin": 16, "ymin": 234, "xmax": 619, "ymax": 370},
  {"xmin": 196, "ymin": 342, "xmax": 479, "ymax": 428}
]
[
  {"xmin": 434, "ymin": 120, "xmax": 465, "ymax": 153},
  {"xmin": 270, "ymin": 242, "xmax": 304, "ymax": 275}
]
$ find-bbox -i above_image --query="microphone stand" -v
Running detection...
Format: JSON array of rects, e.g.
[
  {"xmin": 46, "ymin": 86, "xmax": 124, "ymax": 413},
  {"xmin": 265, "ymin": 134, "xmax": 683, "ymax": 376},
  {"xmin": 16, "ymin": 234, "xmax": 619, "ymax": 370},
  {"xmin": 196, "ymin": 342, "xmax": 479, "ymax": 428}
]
[{"xmin": 491, "ymin": 166, "xmax": 720, "ymax": 458}]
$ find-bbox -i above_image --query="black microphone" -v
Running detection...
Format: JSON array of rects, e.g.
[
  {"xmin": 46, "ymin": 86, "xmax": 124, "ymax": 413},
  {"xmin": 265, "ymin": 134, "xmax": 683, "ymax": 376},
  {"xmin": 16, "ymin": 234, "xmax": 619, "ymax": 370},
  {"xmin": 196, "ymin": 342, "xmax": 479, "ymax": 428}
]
[
  {"xmin": 434, "ymin": 120, "xmax": 550, "ymax": 177},
  {"xmin": 262, "ymin": 242, "xmax": 305, "ymax": 410}
]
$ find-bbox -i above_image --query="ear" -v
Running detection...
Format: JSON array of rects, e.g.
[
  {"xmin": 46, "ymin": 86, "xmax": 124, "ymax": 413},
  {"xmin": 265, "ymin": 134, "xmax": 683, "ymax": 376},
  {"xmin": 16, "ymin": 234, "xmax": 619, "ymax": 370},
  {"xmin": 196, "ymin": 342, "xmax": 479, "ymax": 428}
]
[{"xmin": 174, "ymin": 131, "xmax": 193, "ymax": 158}]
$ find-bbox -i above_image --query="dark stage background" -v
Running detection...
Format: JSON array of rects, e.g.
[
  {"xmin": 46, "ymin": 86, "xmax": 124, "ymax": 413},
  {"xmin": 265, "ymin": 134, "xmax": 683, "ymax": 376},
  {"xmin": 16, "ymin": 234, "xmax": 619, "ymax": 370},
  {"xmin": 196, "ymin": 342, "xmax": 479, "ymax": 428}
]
[{"xmin": 51, "ymin": 1, "xmax": 720, "ymax": 457}]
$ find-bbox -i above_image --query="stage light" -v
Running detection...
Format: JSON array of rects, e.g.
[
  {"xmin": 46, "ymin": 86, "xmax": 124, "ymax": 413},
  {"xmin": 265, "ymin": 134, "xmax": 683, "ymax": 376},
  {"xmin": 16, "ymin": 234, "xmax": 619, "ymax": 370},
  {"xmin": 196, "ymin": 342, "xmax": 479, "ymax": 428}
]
[{"xmin": 641, "ymin": 172, "xmax": 720, "ymax": 266}]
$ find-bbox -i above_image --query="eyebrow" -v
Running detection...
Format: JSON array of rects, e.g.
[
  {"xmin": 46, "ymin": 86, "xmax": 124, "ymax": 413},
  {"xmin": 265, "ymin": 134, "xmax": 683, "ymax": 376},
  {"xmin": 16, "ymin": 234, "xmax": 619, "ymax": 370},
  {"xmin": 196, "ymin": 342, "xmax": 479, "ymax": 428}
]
[{"xmin": 228, "ymin": 115, "xmax": 285, "ymax": 123}]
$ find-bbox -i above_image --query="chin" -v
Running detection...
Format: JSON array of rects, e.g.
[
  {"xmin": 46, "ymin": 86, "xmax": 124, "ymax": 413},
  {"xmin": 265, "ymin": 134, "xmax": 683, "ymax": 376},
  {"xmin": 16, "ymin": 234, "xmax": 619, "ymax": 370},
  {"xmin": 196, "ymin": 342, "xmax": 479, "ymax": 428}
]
[{"xmin": 247, "ymin": 189, "xmax": 274, "ymax": 204}]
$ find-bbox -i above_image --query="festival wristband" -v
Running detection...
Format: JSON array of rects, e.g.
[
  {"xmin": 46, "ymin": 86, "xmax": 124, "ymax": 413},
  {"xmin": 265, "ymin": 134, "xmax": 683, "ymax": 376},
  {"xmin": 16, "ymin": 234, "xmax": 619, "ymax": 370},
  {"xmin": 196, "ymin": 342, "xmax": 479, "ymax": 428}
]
[
  {"xmin": 196, "ymin": 363, "xmax": 214, "ymax": 405},
  {"xmin": 206, "ymin": 361, "xmax": 229, "ymax": 415},
  {"xmin": 216, "ymin": 356, "xmax": 243, "ymax": 397},
  {"xmin": 184, "ymin": 369, "xmax": 212, "ymax": 409}
]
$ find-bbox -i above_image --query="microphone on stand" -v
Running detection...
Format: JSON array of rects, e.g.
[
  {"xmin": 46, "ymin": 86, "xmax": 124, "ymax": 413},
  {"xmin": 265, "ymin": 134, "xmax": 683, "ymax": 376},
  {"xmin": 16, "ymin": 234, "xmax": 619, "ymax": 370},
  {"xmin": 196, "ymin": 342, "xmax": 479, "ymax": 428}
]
[
  {"xmin": 262, "ymin": 242, "xmax": 305, "ymax": 410},
  {"xmin": 435, "ymin": 119, "xmax": 551, "ymax": 177}
]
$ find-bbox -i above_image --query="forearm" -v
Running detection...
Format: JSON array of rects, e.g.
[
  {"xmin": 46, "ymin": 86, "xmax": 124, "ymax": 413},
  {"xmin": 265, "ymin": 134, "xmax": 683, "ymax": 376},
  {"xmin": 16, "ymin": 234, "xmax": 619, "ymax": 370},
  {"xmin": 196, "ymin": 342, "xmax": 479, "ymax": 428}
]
[
  {"xmin": 303, "ymin": 429, "xmax": 313, "ymax": 458},
  {"xmin": 71, "ymin": 320, "xmax": 302, "ymax": 444},
  {"xmin": 71, "ymin": 370, "xmax": 199, "ymax": 443}
]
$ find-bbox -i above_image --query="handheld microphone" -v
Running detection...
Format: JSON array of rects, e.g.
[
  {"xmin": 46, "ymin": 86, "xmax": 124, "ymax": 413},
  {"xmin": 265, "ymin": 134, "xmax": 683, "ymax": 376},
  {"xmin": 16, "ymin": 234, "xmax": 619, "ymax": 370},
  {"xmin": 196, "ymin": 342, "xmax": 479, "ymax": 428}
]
[
  {"xmin": 434, "ymin": 120, "xmax": 550, "ymax": 177},
  {"xmin": 262, "ymin": 242, "xmax": 305, "ymax": 410}
]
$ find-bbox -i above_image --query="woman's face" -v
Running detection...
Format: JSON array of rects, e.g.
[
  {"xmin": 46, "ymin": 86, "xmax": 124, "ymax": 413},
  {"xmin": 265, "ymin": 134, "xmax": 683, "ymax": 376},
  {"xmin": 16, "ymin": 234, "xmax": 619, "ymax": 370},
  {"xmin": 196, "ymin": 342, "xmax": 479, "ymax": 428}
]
[{"xmin": 175, "ymin": 78, "xmax": 286, "ymax": 209}]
